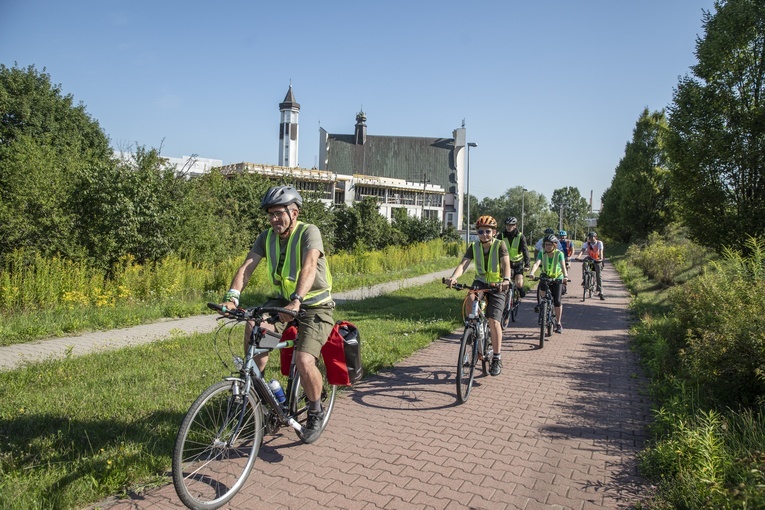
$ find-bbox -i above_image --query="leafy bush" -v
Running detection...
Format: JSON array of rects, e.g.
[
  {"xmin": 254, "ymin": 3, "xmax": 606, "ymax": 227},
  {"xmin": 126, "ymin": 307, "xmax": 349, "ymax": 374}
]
[
  {"xmin": 626, "ymin": 227, "xmax": 707, "ymax": 286},
  {"xmin": 669, "ymin": 237, "xmax": 765, "ymax": 409}
]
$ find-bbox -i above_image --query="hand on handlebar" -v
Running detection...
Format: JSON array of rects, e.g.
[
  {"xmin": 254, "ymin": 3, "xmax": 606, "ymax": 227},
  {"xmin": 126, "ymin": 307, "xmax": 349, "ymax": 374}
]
[{"xmin": 443, "ymin": 276, "xmax": 456, "ymax": 288}]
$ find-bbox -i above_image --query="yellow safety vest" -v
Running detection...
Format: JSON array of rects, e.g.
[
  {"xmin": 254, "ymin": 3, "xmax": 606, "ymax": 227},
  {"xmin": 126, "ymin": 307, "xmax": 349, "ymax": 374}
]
[
  {"xmin": 502, "ymin": 232, "xmax": 523, "ymax": 263},
  {"xmin": 541, "ymin": 250, "xmax": 564, "ymax": 279},
  {"xmin": 472, "ymin": 239, "xmax": 502, "ymax": 283},
  {"xmin": 265, "ymin": 222, "xmax": 333, "ymax": 306}
]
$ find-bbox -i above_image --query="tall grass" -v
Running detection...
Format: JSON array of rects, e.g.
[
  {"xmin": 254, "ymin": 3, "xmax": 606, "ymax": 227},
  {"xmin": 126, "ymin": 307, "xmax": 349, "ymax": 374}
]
[{"xmin": 0, "ymin": 240, "xmax": 460, "ymax": 346}]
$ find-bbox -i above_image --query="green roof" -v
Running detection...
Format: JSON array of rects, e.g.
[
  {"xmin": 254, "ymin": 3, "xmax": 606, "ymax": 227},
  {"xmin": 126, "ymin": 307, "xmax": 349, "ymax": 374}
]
[{"xmin": 325, "ymin": 134, "xmax": 458, "ymax": 194}]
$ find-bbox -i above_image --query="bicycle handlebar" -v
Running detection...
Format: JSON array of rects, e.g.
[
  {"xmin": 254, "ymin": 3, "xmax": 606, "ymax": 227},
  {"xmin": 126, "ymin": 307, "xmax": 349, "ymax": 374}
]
[
  {"xmin": 441, "ymin": 278, "xmax": 502, "ymax": 292},
  {"xmin": 529, "ymin": 275, "xmax": 571, "ymax": 282},
  {"xmin": 207, "ymin": 302, "xmax": 304, "ymax": 322}
]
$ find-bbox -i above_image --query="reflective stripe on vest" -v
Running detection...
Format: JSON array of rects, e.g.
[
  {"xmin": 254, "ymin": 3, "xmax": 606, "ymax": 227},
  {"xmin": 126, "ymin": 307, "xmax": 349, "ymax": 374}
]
[
  {"xmin": 472, "ymin": 239, "xmax": 502, "ymax": 283},
  {"xmin": 542, "ymin": 250, "xmax": 563, "ymax": 279},
  {"xmin": 265, "ymin": 222, "xmax": 333, "ymax": 306},
  {"xmin": 503, "ymin": 233, "xmax": 523, "ymax": 262}
]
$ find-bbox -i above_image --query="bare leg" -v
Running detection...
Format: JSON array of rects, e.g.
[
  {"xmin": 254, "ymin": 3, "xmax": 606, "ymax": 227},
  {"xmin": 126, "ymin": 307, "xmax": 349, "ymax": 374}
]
[{"xmin": 295, "ymin": 351, "xmax": 323, "ymax": 402}]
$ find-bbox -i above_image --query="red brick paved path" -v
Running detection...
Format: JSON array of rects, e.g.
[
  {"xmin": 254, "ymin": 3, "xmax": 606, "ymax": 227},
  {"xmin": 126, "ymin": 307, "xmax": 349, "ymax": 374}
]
[{"xmin": 94, "ymin": 262, "xmax": 651, "ymax": 510}]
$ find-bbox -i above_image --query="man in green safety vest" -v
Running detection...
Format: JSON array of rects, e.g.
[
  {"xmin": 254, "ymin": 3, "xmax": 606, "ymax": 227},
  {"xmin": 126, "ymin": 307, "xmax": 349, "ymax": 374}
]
[
  {"xmin": 221, "ymin": 185, "xmax": 334, "ymax": 443},
  {"xmin": 495, "ymin": 216, "xmax": 530, "ymax": 298}
]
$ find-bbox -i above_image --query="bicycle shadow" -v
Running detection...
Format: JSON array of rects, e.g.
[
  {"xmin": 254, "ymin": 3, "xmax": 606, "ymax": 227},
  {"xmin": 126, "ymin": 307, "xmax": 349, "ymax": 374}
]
[{"xmin": 347, "ymin": 335, "xmax": 479, "ymax": 411}]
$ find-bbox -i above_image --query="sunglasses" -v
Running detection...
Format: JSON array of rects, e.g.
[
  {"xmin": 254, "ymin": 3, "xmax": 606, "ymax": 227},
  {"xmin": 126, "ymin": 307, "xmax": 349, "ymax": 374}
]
[{"xmin": 477, "ymin": 229, "xmax": 493, "ymax": 235}]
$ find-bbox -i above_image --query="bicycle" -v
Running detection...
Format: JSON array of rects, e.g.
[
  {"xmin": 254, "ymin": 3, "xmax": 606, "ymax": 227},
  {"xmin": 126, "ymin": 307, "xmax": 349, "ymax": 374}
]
[
  {"xmin": 443, "ymin": 278, "xmax": 500, "ymax": 403},
  {"xmin": 581, "ymin": 257, "xmax": 597, "ymax": 302},
  {"xmin": 172, "ymin": 303, "xmax": 337, "ymax": 510},
  {"xmin": 500, "ymin": 272, "xmax": 523, "ymax": 328},
  {"xmin": 530, "ymin": 274, "xmax": 567, "ymax": 349}
]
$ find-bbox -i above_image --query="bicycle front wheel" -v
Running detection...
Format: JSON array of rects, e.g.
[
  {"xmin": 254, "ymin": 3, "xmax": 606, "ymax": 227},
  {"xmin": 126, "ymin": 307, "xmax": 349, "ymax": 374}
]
[
  {"xmin": 510, "ymin": 289, "xmax": 520, "ymax": 323},
  {"xmin": 288, "ymin": 364, "xmax": 337, "ymax": 440},
  {"xmin": 173, "ymin": 379, "xmax": 264, "ymax": 510},
  {"xmin": 456, "ymin": 326, "xmax": 477, "ymax": 403},
  {"xmin": 582, "ymin": 273, "xmax": 589, "ymax": 302},
  {"xmin": 538, "ymin": 302, "xmax": 546, "ymax": 349}
]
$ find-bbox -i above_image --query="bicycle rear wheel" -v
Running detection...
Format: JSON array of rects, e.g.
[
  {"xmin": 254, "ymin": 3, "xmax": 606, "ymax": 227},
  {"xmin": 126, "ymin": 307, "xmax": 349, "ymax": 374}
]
[
  {"xmin": 481, "ymin": 327, "xmax": 493, "ymax": 376},
  {"xmin": 501, "ymin": 297, "xmax": 511, "ymax": 329},
  {"xmin": 288, "ymin": 362, "xmax": 337, "ymax": 441},
  {"xmin": 173, "ymin": 379, "xmax": 263, "ymax": 510},
  {"xmin": 456, "ymin": 326, "xmax": 478, "ymax": 403}
]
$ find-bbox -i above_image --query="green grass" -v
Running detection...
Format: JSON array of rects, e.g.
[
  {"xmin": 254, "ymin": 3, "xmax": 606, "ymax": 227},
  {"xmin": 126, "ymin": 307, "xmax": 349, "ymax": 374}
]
[{"xmin": 0, "ymin": 276, "xmax": 471, "ymax": 510}]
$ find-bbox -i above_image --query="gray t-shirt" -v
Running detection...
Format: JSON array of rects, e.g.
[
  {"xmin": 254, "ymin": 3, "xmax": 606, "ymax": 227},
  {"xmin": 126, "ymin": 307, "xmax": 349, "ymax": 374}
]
[{"xmin": 251, "ymin": 223, "xmax": 331, "ymax": 293}]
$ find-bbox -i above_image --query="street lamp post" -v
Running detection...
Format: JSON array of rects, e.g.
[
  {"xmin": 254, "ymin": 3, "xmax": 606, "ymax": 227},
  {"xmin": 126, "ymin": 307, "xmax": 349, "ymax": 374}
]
[{"xmin": 466, "ymin": 142, "xmax": 477, "ymax": 248}]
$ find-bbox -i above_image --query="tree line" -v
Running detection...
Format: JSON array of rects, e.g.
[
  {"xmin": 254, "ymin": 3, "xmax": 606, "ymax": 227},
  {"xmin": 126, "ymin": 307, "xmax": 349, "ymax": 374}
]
[
  {"xmin": 0, "ymin": 63, "xmax": 598, "ymax": 274},
  {"xmin": 600, "ymin": 1, "xmax": 765, "ymax": 253}
]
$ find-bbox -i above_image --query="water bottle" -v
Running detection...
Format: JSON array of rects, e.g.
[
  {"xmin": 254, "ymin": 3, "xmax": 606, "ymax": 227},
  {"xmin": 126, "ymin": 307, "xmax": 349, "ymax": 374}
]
[
  {"xmin": 268, "ymin": 379, "xmax": 286, "ymax": 405},
  {"xmin": 469, "ymin": 300, "xmax": 480, "ymax": 318}
]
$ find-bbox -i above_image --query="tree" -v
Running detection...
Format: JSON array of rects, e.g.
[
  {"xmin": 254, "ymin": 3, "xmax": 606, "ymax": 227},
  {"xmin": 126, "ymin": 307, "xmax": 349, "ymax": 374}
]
[
  {"xmin": 600, "ymin": 108, "xmax": 674, "ymax": 243},
  {"xmin": 550, "ymin": 187, "xmax": 590, "ymax": 240},
  {"xmin": 0, "ymin": 64, "xmax": 111, "ymax": 263},
  {"xmin": 666, "ymin": 0, "xmax": 765, "ymax": 252}
]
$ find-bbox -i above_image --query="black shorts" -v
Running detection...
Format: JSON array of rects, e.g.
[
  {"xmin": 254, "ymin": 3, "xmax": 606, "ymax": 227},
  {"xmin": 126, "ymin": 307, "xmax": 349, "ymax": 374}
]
[
  {"xmin": 470, "ymin": 280, "xmax": 507, "ymax": 322},
  {"xmin": 510, "ymin": 261, "xmax": 525, "ymax": 276}
]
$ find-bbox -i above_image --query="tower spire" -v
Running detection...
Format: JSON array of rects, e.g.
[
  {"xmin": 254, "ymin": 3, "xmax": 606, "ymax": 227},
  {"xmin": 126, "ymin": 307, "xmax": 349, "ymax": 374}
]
[{"xmin": 278, "ymin": 85, "xmax": 300, "ymax": 167}]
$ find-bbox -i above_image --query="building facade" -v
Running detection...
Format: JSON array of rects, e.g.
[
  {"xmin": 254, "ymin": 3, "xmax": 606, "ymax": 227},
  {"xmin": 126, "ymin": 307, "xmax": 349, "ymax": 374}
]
[{"xmin": 219, "ymin": 86, "xmax": 469, "ymax": 228}]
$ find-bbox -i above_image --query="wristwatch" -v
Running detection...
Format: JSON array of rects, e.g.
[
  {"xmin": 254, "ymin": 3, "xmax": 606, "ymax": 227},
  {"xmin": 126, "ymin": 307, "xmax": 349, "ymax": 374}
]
[{"xmin": 289, "ymin": 292, "xmax": 304, "ymax": 303}]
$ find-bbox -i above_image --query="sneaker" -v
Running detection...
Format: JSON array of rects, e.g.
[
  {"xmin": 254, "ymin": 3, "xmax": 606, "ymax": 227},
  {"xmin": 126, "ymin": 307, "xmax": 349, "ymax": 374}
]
[
  {"xmin": 489, "ymin": 356, "xmax": 502, "ymax": 376},
  {"xmin": 599, "ymin": 293, "xmax": 605, "ymax": 301},
  {"xmin": 519, "ymin": 288, "xmax": 526, "ymax": 298},
  {"xmin": 534, "ymin": 305, "xmax": 540, "ymax": 314},
  {"xmin": 555, "ymin": 323, "xmax": 563, "ymax": 334},
  {"xmin": 301, "ymin": 408, "xmax": 325, "ymax": 444}
]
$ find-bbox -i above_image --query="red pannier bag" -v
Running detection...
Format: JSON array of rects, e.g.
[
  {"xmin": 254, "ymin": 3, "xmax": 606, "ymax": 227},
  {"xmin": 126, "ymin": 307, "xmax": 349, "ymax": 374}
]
[{"xmin": 279, "ymin": 321, "xmax": 363, "ymax": 386}]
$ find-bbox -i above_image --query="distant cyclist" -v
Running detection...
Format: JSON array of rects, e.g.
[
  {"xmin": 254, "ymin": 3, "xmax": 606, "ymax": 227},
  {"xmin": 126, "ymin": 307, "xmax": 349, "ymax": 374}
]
[
  {"xmin": 559, "ymin": 230, "xmax": 574, "ymax": 268},
  {"xmin": 496, "ymin": 217, "xmax": 529, "ymax": 298},
  {"xmin": 576, "ymin": 231, "xmax": 605, "ymax": 300},
  {"xmin": 445, "ymin": 215, "xmax": 511, "ymax": 376},
  {"xmin": 529, "ymin": 233, "xmax": 570, "ymax": 333}
]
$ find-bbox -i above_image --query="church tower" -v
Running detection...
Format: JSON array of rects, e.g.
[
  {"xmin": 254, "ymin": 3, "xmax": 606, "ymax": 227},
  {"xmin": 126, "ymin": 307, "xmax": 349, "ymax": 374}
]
[{"xmin": 278, "ymin": 85, "xmax": 300, "ymax": 167}]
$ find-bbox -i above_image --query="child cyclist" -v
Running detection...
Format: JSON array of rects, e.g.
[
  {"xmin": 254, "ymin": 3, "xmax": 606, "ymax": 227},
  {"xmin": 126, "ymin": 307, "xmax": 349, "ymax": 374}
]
[
  {"xmin": 445, "ymin": 215, "xmax": 511, "ymax": 376},
  {"xmin": 529, "ymin": 233, "xmax": 570, "ymax": 334}
]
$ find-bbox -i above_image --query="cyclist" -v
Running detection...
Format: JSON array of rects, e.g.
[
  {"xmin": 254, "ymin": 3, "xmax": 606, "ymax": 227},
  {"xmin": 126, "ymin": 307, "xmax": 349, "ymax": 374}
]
[
  {"xmin": 559, "ymin": 230, "xmax": 574, "ymax": 269},
  {"xmin": 529, "ymin": 233, "xmax": 570, "ymax": 333},
  {"xmin": 495, "ymin": 216, "xmax": 530, "ymax": 298},
  {"xmin": 576, "ymin": 231, "xmax": 605, "ymax": 300},
  {"xmin": 221, "ymin": 185, "xmax": 334, "ymax": 443},
  {"xmin": 445, "ymin": 215, "xmax": 511, "ymax": 376}
]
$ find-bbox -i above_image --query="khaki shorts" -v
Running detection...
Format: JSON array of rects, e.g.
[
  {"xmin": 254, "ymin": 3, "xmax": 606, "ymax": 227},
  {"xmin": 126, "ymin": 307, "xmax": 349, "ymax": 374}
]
[{"xmin": 265, "ymin": 299, "xmax": 335, "ymax": 359}]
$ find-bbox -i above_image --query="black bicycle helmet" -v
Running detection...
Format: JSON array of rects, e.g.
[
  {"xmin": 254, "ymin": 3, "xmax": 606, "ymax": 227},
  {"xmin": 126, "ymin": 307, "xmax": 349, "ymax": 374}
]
[
  {"xmin": 544, "ymin": 228, "xmax": 555, "ymax": 235},
  {"xmin": 504, "ymin": 216, "xmax": 518, "ymax": 225},
  {"xmin": 543, "ymin": 234, "xmax": 559, "ymax": 245},
  {"xmin": 588, "ymin": 231, "xmax": 597, "ymax": 238},
  {"xmin": 260, "ymin": 185, "xmax": 303, "ymax": 210}
]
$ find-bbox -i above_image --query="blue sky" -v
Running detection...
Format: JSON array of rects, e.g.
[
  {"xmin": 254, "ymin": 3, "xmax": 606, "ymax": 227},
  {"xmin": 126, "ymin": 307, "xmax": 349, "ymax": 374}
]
[{"xmin": 1, "ymin": 0, "xmax": 714, "ymax": 209}]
